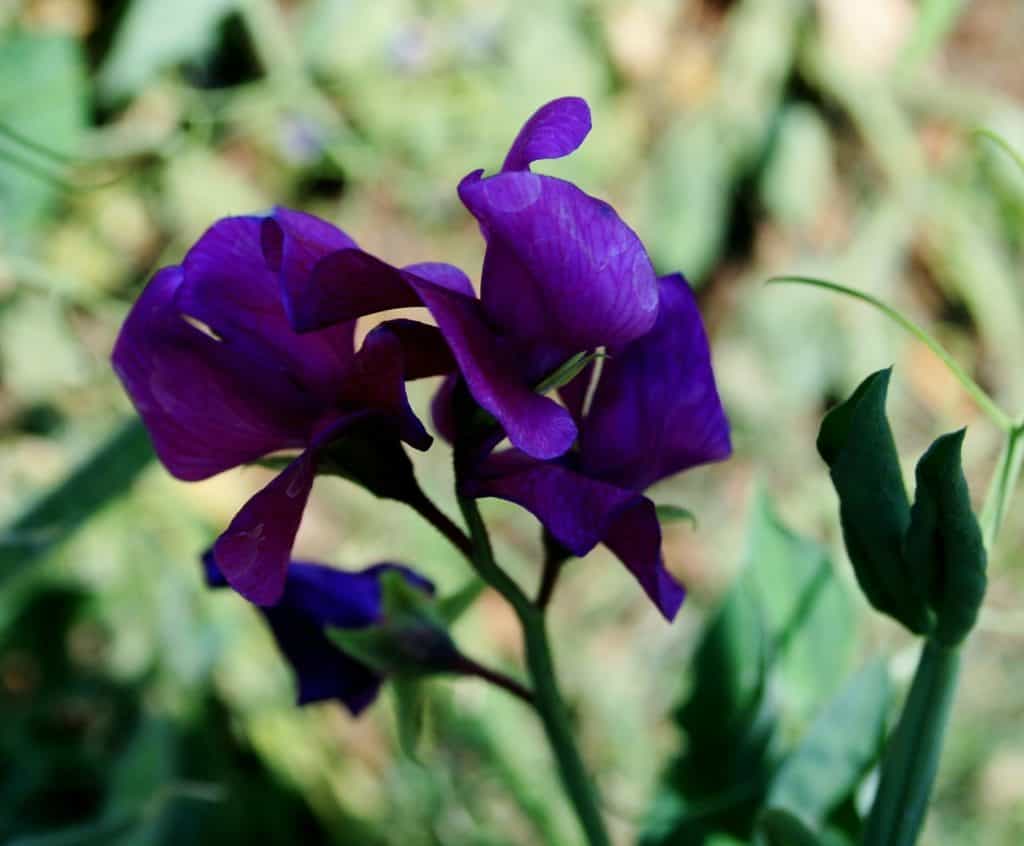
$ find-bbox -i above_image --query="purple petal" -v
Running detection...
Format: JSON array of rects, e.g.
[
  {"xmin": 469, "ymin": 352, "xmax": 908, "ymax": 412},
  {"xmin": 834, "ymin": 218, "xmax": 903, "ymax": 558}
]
[
  {"xmin": 112, "ymin": 266, "xmax": 312, "ymax": 481},
  {"xmin": 374, "ymin": 319, "xmax": 457, "ymax": 380},
  {"xmin": 337, "ymin": 322, "xmax": 434, "ymax": 451},
  {"xmin": 602, "ymin": 498, "xmax": 685, "ymax": 621},
  {"xmin": 501, "ymin": 97, "xmax": 592, "ymax": 172},
  {"xmin": 463, "ymin": 452, "xmax": 684, "ymax": 618},
  {"xmin": 462, "ymin": 451, "xmax": 637, "ymax": 557},
  {"xmin": 430, "ymin": 374, "xmax": 459, "ymax": 443},
  {"xmin": 179, "ymin": 216, "xmax": 356, "ymax": 405},
  {"xmin": 459, "ymin": 170, "xmax": 659, "ymax": 351},
  {"xmin": 581, "ymin": 274, "xmax": 732, "ymax": 492},
  {"xmin": 212, "ymin": 449, "xmax": 316, "ymax": 605},
  {"xmin": 291, "ymin": 252, "xmax": 576, "ymax": 460},
  {"xmin": 260, "ymin": 206, "xmax": 358, "ymax": 363},
  {"xmin": 292, "ymin": 250, "xmax": 472, "ymax": 332}
]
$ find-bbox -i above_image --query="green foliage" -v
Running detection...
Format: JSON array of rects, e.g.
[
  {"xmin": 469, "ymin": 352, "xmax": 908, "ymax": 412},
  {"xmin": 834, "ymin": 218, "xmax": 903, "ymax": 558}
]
[
  {"xmin": 98, "ymin": 0, "xmax": 238, "ymax": 101},
  {"xmin": 0, "ymin": 31, "xmax": 86, "ymax": 239},
  {"xmin": 755, "ymin": 809, "xmax": 823, "ymax": 846},
  {"xmin": 767, "ymin": 661, "xmax": 891, "ymax": 827},
  {"xmin": 643, "ymin": 492, "xmax": 857, "ymax": 845},
  {"xmin": 0, "ymin": 420, "xmax": 154, "ymax": 586}
]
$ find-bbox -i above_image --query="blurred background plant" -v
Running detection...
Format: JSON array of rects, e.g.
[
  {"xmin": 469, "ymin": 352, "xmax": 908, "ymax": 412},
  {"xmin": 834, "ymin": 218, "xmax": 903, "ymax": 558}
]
[{"xmin": 1, "ymin": 0, "xmax": 1023, "ymax": 844}]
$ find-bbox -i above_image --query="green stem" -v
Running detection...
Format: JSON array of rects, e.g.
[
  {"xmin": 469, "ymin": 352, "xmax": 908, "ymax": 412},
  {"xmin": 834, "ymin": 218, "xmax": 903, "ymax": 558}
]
[
  {"xmin": 767, "ymin": 276, "xmax": 1015, "ymax": 433},
  {"xmin": 862, "ymin": 641, "xmax": 960, "ymax": 846},
  {"xmin": 864, "ymin": 419, "xmax": 1023, "ymax": 844},
  {"xmin": 458, "ymin": 496, "xmax": 612, "ymax": 846},
  {"xmin": 980, "ymin": 423, "xmax": 1024, "ymax": 550}
]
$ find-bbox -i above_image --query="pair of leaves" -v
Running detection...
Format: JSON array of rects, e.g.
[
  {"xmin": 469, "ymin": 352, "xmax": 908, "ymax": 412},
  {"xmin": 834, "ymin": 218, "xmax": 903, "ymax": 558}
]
[{"xmin": 818, "ymin": 368, "xmax": 987, "ymax": 646}]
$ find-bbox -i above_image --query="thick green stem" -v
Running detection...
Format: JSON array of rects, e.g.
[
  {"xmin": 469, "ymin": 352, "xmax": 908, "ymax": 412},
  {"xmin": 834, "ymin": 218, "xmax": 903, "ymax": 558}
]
[
  {"xmin": 864, "ymin": 419, "xmax": 1022, "ymax": 844},
  {"xmin": 458, "ymin": 496, "xmax": 612, "ymax": 846},
  {"xmin": 862, "ymin": 641, "xmax": 960, "ymax": 846}
]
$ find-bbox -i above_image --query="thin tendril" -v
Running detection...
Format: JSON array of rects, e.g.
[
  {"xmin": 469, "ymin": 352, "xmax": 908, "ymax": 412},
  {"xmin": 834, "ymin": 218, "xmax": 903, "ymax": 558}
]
[{"xmin": 767, "ymin": 275, "xmax": 1014, "ymax": 433}]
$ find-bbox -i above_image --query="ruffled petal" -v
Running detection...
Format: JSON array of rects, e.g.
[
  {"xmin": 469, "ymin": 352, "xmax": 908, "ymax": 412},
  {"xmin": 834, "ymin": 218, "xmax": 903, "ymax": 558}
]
[
  {"xmin": 581, "ymin": 274, "xmax": 732, "ymax": 492},
  {"xmin": 290, "ymin": 251, "xmax": 576, "ymax": 460},
  {"xmin": 260, "ymin": 206, "xmax": 358, "ymax": 365},
  {"xmin": 602, "ymin": 497, "xmax": 685, "ymax": 621},
  {"xmin": 179, "ymin": 215, "xmax": 355, "ymax": 405},
  {"xmin": 212, "ymin": 449, "xmax": 316, "ymax": 605},
  {"xmin": 112, "ymin": 266, "xmax": 310, "ymax": 481},
  {"xmin": 501, "ymin": 96, "xmax": 591, "ymax": 172},
  {"xmin": 459, "ymin": 170, "xmax": 659, "ymax": 352}
]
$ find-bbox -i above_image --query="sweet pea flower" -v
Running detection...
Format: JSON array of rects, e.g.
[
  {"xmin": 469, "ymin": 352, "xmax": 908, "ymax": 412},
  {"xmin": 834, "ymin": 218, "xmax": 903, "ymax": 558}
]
[
  {"xmin": 203, "ymin": 551, "xmax": 432, "ymax": 713},
  {"xmin": 461, "ymin": 275, "xmax": 731, "ymax": 620},
  {"xmin": 275, "ymin": 97, "xmax": 660, "ymax": 461},
  {"xmin": 113, "ymin": 210, "xmax": 456, "ymax": 606}
]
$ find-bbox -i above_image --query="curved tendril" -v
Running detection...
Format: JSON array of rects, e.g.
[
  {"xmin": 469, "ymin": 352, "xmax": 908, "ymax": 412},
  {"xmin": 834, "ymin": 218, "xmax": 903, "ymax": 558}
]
[{"xmin": 766, "ymin": 275, "xmax": 1014, "ymax": 433}]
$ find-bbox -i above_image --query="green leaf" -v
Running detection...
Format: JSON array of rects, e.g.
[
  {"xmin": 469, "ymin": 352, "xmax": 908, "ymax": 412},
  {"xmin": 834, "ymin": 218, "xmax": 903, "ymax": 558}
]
[
  {"xmin": 904, "ymin": 431, "xmax": 987, "ymax": 647},
  {"xmin": 0, "ymin": 31, "xmax": 86, "ymax": 238},
  {"xmin": 643, "ymin": 549, "xmax": 778, "ymax": 844},
  {"xmin": 438, "ymin": 578, "xmax": 485, "ymax": 624},
  {"xmin": 97, "ymin": 0, "xmax": 237, "ymax": 100},
  {"xmin": 756, "ymin": 809, "xmax": 822, "ymax": 846},
  {"xmin": 744, "ymin": 491, "xmax": 855, "ymax": 718},
  {"xmin": 5, "ymin": 813, "xmax": 142, "ymax": 846},
  {"xmin": 768, "ymin": 661, "xmax": 892, "ymax": 826},
  {"xmin": 0, "ymin": 419, "xmax": 154, "ymax": 585},
  {"xmin": 392, "ymin": 677, "xmax": 427, "ymax": 761},
  {"xmin": 644, "ymin": 492, "xmax": 854, "ymax": 845},
  {"xmin": 817, "ymin": 369, "xmax": 929, "ymax": 633},
  {"xmin": 655, "ymin": 504, "xmax": 698, "ymax": 529}
]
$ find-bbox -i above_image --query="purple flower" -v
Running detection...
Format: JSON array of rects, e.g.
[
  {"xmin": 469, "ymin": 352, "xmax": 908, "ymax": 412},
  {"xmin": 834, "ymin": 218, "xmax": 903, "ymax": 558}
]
[
  {"xmin": 203, "ymin": 551, "xmax": 433, "ymax": 714},
  {"xmin": 276, "ymin": 97, "xmax": 660, "ymax": 461},
  {"xmin": 113, "ymin": 209, "xmax": 457, "ymax": 606},
  {"xmin": 462, "ymin": 275, "xmax": 731, "ymax": 620}
]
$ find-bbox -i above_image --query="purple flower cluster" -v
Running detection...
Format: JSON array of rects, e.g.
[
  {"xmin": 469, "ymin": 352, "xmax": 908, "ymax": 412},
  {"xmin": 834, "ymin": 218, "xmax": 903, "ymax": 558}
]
[{"xmin": 113, "ymin": 97, "xmax": 730, "ymax": 708}]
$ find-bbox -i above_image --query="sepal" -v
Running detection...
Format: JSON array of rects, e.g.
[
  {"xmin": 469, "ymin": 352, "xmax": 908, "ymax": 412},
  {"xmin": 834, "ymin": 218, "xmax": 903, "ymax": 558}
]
[{"xmin": 327, "ymin": 571, "xmax": 462, "ymax": 677}]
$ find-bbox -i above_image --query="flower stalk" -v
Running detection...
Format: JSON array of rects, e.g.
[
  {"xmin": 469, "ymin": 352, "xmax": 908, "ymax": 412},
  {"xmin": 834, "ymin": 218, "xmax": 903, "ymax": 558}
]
[{"xmin": 458, "ymin": 496, "xmax": 612, "ymax": 846}]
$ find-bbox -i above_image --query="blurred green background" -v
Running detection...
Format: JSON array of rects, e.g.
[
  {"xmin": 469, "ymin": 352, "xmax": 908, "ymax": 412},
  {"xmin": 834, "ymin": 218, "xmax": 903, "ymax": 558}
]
[{"xmin": 1, "ymin": 0, "xmax": 1023, "ymax": 843}]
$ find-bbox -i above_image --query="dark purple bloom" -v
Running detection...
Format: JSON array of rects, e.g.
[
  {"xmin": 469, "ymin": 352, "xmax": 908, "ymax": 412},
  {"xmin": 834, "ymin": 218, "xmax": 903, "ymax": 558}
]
[
  {"xmin": 462, "ymin": 275, "xmax": 731, "ymax": 620},
  {"xmin": 113, "ymin": 209, "xmax": 456, "ymax": 606},
  {"xmin": 276, "ymin": 97, "xmax": 660, "ymax": 461},
  {"xmin": 203, "ymin": 551, "xmax": 432, "ymax": 713}
]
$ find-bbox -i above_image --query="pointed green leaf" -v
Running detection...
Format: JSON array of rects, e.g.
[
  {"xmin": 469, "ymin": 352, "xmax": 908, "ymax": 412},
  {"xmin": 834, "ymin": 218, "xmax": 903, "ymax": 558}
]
[
  {"xmin": 0, "ymin": 419, "xmax": 153, "ymax": 585},
  {"xmin": 438, "ymin": 578, "xmax": 485, "ymax": 624},
  {"xmin": 655, "ymin": 504, "xmax": 698, "ymax": 529},
  {"xmin": 533, "ymin": 350, "xmax": 604, "ymax": 395},
  {"xmin": 904, "ymin": 430, "xmax": 987, "ymax": 647},
  {"xmin": 817, "ymin": 369, "xmax": 930, "ymax": 633},
  {"xmin": 392, "ymin": 677, "xmax": 427, "ymax": 761},
  {"xmin": 756, "ymin": 809, "xmax": 823, "ymax": 846},
  {"xmin": 768, "ymin": 661, "xmax": 892, "ymax": 826}
]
